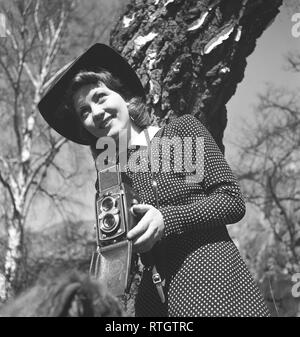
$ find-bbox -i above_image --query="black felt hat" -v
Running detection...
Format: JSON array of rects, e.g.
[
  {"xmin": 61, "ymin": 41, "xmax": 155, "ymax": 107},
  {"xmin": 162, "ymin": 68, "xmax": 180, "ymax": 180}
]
[{"xmin": 38, "ymin": 43, "xmax": 145, "ymax": 145}]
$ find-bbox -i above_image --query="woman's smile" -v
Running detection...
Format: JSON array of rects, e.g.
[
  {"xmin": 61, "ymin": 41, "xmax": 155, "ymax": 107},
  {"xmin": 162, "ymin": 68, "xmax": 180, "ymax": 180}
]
[{"xmin": 99, "ymin": 115, "xmax": 113, "ymax": 128}]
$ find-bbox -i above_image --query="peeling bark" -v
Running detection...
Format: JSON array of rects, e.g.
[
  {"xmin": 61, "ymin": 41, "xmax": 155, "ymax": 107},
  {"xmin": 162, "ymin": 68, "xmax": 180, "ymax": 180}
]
[{"xmin": 110, "ymin": 0, "xmax": 282, "ymax": 153}]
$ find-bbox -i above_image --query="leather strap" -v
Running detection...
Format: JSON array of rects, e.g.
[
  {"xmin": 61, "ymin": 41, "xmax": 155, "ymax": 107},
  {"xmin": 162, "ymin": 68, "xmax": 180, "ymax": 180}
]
[{"xmin": 144, "ymin": 128, "xmax": 166, "ymax": 304}]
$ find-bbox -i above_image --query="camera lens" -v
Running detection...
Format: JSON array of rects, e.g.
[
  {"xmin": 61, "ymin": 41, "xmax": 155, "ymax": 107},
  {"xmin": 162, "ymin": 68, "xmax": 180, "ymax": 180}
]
[
  {"xmin": 100, "ymin": 213, "xmax": 119, "ymax": 234},
  {"xmin": 101, "ymin": 196, "xmax": 114, "ymax": 212}
]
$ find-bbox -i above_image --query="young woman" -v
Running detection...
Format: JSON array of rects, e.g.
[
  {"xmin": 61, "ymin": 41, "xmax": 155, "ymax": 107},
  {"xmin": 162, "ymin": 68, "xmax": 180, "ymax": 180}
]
[{"xmin": 38, "ymin": 43, "xmax": 270, "ymax": 317}]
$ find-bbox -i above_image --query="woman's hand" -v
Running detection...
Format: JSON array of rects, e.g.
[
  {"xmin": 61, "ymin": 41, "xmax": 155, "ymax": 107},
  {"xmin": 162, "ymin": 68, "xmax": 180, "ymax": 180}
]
[{"xmin": 127, "ymin": 204, "xmax": 164, "ymax": 253}]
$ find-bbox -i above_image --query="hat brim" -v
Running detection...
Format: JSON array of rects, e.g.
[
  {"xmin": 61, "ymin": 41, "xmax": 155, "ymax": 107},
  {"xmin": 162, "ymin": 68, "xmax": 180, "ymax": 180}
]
[{"xmin": 38, "ymin": 43, "xmax": 146, "ymax": 145}]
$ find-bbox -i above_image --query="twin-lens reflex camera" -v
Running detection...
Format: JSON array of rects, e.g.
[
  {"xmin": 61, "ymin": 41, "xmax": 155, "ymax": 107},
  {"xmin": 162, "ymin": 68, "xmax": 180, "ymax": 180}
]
[{"xmin": 89, "ymin": 163, "xmax": 141, "ymax": 297}]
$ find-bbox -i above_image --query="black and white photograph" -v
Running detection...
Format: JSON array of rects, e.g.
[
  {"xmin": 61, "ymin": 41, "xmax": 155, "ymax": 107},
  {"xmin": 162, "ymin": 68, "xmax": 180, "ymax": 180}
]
[{"xmin": 0, "ymin": 0, "xmax": 299, "ymax": 321}]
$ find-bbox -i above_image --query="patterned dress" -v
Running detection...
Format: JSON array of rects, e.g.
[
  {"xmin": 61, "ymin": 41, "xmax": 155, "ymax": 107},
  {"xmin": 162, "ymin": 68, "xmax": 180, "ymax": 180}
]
[{"xmin": 124, "ymin": 114, "xmax": 270, "ymax": 317}]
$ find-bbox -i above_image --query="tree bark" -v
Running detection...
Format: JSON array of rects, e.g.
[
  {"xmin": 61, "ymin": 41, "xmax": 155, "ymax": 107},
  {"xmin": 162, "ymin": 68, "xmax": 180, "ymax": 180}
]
[
  {"xmin": 3, "ymin": 218, "xmax": 24, "ymax": 300},
  {"xmin": 110, "ymin": 0, "xmax": 282, "ymax": 154}
]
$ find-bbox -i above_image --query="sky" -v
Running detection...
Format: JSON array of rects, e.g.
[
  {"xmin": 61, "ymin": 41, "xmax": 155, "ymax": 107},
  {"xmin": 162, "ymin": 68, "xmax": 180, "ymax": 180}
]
[{"xmin": 28, "ymin": 3, "xmax": 300, "ymax": 231}]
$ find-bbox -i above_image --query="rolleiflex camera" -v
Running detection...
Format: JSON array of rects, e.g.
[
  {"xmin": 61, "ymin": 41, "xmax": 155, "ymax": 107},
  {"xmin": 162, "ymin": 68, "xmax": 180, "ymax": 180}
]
[{"xmin": 89, "ymin": 163, "xmax": 141, "ymax": 297}]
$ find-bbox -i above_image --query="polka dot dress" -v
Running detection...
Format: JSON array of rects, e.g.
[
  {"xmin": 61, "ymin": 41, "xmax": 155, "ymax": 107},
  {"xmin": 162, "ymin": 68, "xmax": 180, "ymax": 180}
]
[{"xmin": 124, "ymin": 114, "xmax": 270, "ymax": 317}]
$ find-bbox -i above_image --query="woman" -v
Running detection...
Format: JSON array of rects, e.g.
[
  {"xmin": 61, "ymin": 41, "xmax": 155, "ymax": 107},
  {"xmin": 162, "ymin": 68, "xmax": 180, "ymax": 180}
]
[{"xmin": 38, "ymin": 43, "xmax": 270, "ymax": 317}]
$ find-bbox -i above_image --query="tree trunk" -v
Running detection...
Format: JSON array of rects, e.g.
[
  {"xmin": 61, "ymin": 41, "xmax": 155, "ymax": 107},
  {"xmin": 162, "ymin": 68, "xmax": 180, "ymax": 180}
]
[
  {"xmin": 110, "ymin": 0, "xmax": 282, "ymax": 154},
  {"xmin": 2, "ymin": 218, "xmax": 24, "ymax": 301}
]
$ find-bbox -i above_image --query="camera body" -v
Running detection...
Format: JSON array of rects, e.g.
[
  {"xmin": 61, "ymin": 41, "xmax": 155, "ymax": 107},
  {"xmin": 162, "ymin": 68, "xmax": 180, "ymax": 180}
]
[{"xmin": 89, "ymin": 164, "xmax": 141, "ymax": 296}]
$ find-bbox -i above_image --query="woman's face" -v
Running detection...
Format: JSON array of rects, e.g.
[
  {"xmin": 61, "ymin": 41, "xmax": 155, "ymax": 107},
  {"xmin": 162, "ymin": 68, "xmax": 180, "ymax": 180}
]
[{"xmin": 73, "ymin": 82, "xmax": 130, "ymax": 140}]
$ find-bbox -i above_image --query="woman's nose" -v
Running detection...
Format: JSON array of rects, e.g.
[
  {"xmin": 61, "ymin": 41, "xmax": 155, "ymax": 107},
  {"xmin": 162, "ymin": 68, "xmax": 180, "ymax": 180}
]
[{"xmin": 91, "ymin": 104, "xmax": 105, "ymax": 122}]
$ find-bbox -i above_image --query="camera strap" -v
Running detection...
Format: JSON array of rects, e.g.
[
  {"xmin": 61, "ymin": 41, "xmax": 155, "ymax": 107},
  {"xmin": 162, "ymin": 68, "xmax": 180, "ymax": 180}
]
[{"xmin": 144, "ymin": 127, "xmax": 166, "ymax": 304}]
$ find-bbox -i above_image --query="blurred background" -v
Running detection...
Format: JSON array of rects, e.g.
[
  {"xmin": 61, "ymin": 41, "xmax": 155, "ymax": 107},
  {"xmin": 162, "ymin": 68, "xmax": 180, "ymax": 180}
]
[{"xmin": 0, "ymin": 0, "xmax": 299, "ymax": 316}]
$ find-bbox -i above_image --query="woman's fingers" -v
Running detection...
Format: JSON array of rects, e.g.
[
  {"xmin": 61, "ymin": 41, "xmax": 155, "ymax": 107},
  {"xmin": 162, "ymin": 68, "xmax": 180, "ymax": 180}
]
[
  {"xmin": 127, "ymin": 204, "xmax": 153, "ymax": 240},
  {"xmin": 127, "ymin": 204, "xmax": 164, "ymax": 253},
  {"xmin": 127, "ymin": 212, "xmax": 152, "ymax": 240},
  {"xmin": 131, "ymin": 225, "xmax": 156, "ymax": 253},
  {"xmin": 130, "ymin": 203, "xmax": 152, "ymax": 216}
]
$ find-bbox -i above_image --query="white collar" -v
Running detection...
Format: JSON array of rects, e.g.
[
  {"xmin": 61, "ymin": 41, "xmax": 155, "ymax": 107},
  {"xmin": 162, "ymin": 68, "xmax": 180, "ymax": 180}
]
[{"xmin": 129, "ymin": 125, "xmax": 160, "ymax": 147}]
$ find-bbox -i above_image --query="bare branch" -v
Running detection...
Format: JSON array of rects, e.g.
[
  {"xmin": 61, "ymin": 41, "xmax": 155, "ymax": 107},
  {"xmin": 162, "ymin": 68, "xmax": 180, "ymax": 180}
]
[
  {"xmin": 0, "ymin": 171, "xmax": 17, "ymax": 216},
  {"xmin": 285, "ymin": 52, "xmax": 300, "ymax": 73},
  {"xmin": 23, "ymin": 63, "xmax": 38, "ymax": 88},
  {"xmin": 0, "ymin": 56, "xmax": 16, "ymax": 90},
  {"xmin": 40, "ymin": 5, "xmax": 69, "ymax": 86},
  {"xmin": 33, "ymin": 0, "xmax": 43, "ymax": 42},
  {"xmin": 23, "ymin": 137, "xmax": 68, "ymax": 201}
]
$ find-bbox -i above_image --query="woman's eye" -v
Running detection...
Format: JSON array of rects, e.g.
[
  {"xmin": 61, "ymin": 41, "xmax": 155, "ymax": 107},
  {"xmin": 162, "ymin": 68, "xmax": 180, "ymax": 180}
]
[
  {"xmin": 80, "ymin": 109, "xmax": 90, "ymax": 119},
  {"xmin": 96, "ymin": 93, "xmax": 106, "ymax": 102}
]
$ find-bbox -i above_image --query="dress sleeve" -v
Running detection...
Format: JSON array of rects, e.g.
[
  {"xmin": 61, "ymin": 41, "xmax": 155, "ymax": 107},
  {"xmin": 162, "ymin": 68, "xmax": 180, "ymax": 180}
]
[{"xmin": 159, "ymin": 114, "xmax": 246, "ymax": 238}]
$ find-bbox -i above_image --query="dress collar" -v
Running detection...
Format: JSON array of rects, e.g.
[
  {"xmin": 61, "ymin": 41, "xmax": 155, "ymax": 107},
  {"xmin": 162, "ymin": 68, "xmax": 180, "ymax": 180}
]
[{"xmin": 128, "ymin": 126, "xmax": 160, "ymax": 148}]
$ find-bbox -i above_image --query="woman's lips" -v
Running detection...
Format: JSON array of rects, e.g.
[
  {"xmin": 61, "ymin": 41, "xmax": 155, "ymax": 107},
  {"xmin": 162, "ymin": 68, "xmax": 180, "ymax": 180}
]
[{"xmin": 99, "ymin": 116, "xmax": 113, "ymax": 128}]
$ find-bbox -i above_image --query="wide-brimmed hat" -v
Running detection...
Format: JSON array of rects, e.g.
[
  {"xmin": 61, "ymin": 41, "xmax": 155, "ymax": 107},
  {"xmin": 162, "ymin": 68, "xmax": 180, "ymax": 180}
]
[{"xmin": 38, "ymin": 43, "xmax": 146, "ymax": 145}]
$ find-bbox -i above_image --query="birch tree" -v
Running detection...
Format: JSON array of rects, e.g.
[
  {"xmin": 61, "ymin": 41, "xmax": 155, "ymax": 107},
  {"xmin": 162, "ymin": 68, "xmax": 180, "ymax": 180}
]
[
  {"xmin": 0, "ymin": 0, "xmax": 129, "ymax": 302},
  {"xmin": 0, "ymin": 0, "xmax": 128, "ymax": 302},
  {"xmin": 0, "ymin": 0, "xmax": 78, "ymax": 301}
]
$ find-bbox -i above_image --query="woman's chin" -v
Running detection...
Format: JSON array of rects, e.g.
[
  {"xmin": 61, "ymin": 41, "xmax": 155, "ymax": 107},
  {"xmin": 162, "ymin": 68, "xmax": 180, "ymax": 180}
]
[
  {"xmin": 106, "ymin": 127, "xmax": 119, "ymax": 141},
  {"xmin": 107, "ymin": 126, "xmax": 127, "ymax": 142}
]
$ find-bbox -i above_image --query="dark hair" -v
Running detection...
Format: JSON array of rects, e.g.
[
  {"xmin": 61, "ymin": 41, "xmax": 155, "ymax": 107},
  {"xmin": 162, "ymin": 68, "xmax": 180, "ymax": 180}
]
[
  {"xmin": 67, "ymin": 69, "xmax": 151, "ymax": 156},
  {"xmin": 70, "ymin": 68, "xmax": 131, "ymax": 101}
]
